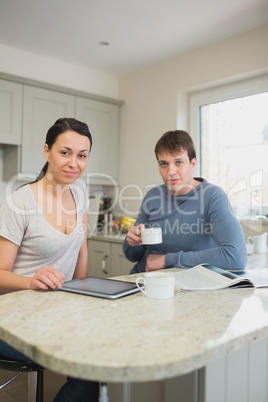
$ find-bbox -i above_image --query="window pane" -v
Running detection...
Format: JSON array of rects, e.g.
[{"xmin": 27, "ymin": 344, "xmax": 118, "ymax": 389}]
[{"xmin": 200, "ymin": 92, "xmax": 268, "ymax": 219}]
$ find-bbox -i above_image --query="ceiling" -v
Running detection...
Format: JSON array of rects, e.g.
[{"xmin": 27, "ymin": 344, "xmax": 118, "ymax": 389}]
[{"xmin": 0, "ymin": 0, "xmax": 267, "ymax": 76}]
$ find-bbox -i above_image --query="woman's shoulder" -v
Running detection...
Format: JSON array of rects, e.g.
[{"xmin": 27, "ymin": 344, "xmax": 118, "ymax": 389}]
[
  {"xmin": 0, "ymin": 184, "xmax": 36, "ymax": 225},
  {"xmin": 70, "ymin": 178, "xmax": 87, "ymax": 193},
  {"xmin": 70, "ymin": 179, "xmax": 88, "ymax": 213},
  {"xmin": 70, "ymin": 179, "xmax": 88, "ymax": 201},
  {"xmin": 2, "ymin": 185, "xmax": 35, "ymax": 211}
]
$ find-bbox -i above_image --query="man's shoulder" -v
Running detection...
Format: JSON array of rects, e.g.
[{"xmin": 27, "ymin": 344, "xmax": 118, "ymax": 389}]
[
  {"xmin": 199, "ymin": 179, "xmax": 226, "ymax": 196},
  {"xmin": 143, "ymin": 185, "xmax": 169, "ymax": 204},
  {"xmin": 145, "ymin": 184, "xmax": 167, "ymax": 196}
]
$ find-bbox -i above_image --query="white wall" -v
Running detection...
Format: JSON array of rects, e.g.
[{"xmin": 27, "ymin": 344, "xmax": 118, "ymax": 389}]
[
  {"xmin": 1, "ymin": 27, "xmax": 268, "ymax": 214},
  {"xmin": 0, "ymin": 44, "xmax": 120, "ymax": 99},
  {"xmin": 0, "ymin": 43, "xmax": 121, "ymax": 202},
  {"xmin": 118, "ymin": 25, "xmax": 268, "ymax": 215}
]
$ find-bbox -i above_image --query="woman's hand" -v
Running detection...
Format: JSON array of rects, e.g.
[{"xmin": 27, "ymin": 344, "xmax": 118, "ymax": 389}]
[
  {"xmin": 126, "ymin": 224, "xmax": 145, "ymax": 247},
  {"xmin": 30, "ymin": 266, "xmax": 64, "ymax": 290}
]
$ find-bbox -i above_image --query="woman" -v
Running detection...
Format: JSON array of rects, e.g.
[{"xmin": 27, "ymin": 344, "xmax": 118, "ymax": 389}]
[{"xmin": 0, "ymin": 118, "xmax": 99, "ymax": 401}]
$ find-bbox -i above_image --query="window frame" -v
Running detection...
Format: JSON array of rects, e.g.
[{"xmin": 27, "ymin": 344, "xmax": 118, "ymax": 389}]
[{"xmin": 189, "ymin": 74, "xmax": 268, "ymax": 177}]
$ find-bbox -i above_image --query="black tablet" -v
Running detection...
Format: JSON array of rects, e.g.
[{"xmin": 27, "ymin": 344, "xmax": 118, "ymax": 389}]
[{"xmin": 58, "ymin": 276, "xmax": 143, "ymax": 299}]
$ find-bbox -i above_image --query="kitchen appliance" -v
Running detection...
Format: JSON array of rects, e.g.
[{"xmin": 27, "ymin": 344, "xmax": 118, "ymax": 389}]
[
  {"xmin": 87, "ymin": 194, "xmax": 101, "ymax": 234},
  {"xmin": 98, "ymin": 197, "xmax": 112, "ymax": 229}
]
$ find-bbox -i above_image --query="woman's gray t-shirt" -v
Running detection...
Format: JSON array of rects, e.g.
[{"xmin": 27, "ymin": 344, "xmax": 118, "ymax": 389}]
[{"xmin": 0, "ymin": 179, "xmax": 88, "ymax": 280}]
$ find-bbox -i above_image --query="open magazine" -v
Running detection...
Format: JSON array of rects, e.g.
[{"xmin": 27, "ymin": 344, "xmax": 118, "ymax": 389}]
[{"xmin": 174, "ymin": 264, "xmax": 268, "ymax": 292}]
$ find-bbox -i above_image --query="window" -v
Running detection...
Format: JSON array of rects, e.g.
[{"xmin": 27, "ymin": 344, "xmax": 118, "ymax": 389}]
[{"xmin": 190, "ymin": 75, "xmax": 268, "ymax": 220}]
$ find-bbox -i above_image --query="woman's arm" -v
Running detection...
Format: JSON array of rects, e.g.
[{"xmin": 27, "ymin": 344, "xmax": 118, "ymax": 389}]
[
  {"xmin": 0, "ymin": 237, "xmax": 31, "ymax": 292},
  {"xmin": 72, "ymin": 212, "xmax": 88, "ymax": 279},
  {"xmin": 0, "ymin": 236, "xmax": 64, "ymax": 293}
]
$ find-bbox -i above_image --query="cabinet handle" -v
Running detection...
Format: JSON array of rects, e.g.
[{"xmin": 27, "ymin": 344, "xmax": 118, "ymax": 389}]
[{"xmin": 101, "ymin": 254, "xmax": 109, "ymax": 274}]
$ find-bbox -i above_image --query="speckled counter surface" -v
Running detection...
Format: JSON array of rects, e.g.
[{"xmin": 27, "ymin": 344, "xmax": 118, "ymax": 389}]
[
  {"xmin": 246, "ymin": 248, "xmax": 268, "ymax": 269},
  {"xmin": 87, "ymin": 232, "xmax": 126, "ymax": 244},
  {"xmin": 1, "ymin": 262, "xmax": 268, "ymax": 383}
]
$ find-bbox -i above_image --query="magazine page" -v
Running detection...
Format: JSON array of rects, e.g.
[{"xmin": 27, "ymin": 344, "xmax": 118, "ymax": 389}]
[
  {"xmin": 174, "ymin": 264, "xmax": 254, "ymax": 291},
  {"xmin": 231, "ymin": 269, "xmax": 268, "ymax": 289}
]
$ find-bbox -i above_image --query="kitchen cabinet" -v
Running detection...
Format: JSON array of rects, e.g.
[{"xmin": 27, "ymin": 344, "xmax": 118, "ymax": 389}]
[
  {"xmin": 75, "ymin": 97, "xmax": 120, "ymax": 184},
  {"xmin": 199, "ymin": 338, "xmax": 268, "ymax": 402},
  {"xmin": 87, "ymin": 239, "xmax": 133, "ymax": 277},
  {"xmin": 104, "ymin": 339, "xmax": 268, "ymax": 402},
  {"xmin": 87, "ymin": 240, "xmax": 111, "ymax": 278},
  {"xmin": 0, "ymin": 75, "xmax": 122, "ymax": 183},
  {"xmin": 108, "ymin": 373, "xmax": 196, "ymax": 402},
  {"xmin": 0, "ymin": 79, "xmax": 22, "ymax": 145},
  {"xmin": 21, "ymin": 86, "xmax": 75, "ymax": 174},
  {"xmin": 110, "ymin": 242, "xmax": 133, "ymax": 276}
]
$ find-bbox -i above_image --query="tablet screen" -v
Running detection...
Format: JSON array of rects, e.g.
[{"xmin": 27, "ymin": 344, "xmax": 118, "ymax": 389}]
[{"xmin": 59, "ymin": 276, "xmax": 142, "ymax": 299}]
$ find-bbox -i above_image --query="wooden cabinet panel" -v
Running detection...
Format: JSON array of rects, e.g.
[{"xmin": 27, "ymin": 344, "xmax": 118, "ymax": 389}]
[
  {"xmin": 87, "ymin": 240, "xmax": 111, "ymax": 278},
  {"xmin": 108, "ymin": 372, "xmax": 197, "ymax": 402},
  {"xmin": 76, "ymin": 97, "xmax": 119, "ymax": 183},
  {"xmin": 202, "ymin": 338, "xmax": 268, "ymax": 402},
  {"xmin": 0, "ymin": 79, "xmax": 22, "ymax": 145},
  {"xmin": 87, "ymin": 239, "xmax": 132, "ymax": 277},
  {"xmin": 22, "ymin": 86, "xmax": 75, "ymax": 174},
  {"xmin": 0, "ymin": 78, "xmax": 121, "ymax": 185},
  {"xmin": 111, "ymin": 243, "xmax": 133, "ymax": 276}
]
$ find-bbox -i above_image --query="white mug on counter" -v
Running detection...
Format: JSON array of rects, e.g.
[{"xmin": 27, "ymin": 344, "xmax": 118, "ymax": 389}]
[
  {"xmin": 136, "ymin": 272, "xmax": 175, "ymax": 299},
  {"xmin": 247, "ymin": 233, "xmax": 267, "ymax": 254},
  {"xmin": 141, "ymin": 227, "xmax": 162, "ymax": 245}
]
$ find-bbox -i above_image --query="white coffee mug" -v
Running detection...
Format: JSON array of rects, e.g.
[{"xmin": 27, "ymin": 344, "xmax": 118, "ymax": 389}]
[
  {"xmin": 247, "ymin": 233, "xmax": 267, "ymax": 254},
  {"xmin": 136, "ymin": 272, "xmax": 175, "ymax": 299},
  {"xmin": 141, "ymin": 227, "xmax": 162, "ymax": 245}
]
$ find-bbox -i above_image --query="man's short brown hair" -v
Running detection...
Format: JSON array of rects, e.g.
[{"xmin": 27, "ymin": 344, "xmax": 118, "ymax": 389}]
[{"xmin": 154, "ymin": 130, "xmax": 196, "ymax": 161}]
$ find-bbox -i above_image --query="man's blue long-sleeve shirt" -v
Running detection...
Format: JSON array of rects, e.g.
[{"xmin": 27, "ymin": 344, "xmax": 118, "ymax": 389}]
[{"xmin": 123, "ymin": 178, "xmax": 247, "ymax": 274}]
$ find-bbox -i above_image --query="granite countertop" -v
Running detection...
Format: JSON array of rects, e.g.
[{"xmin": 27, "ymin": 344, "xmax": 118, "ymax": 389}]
[
  {"xmin": 1, "ymin": 264, "xmax": 268, "ymax": 383},
  {"xmin": 246, "ymin": 250, "xmax": 268, "ymax": 270},
  {"xmin": 87, "ymin": 231, "xmax": 126, "ymax": 243}
]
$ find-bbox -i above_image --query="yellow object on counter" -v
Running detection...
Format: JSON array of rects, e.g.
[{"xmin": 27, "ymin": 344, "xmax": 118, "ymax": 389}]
[{"xmin": 121, "ymin": 217, "xmax": 136, "ymax": 232}]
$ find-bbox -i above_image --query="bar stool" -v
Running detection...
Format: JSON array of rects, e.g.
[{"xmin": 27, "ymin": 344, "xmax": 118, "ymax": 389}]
[
  {"xmin": 0, "ymin": 354, "xmax": 44, "ymax": 402},
  {"xmin": 99, "ymin": 382, "xmax": 109, "ymax": 402}
]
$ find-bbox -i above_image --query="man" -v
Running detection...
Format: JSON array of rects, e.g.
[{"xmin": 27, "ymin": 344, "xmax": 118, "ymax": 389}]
[{"xmin": 123, "ymin": 130, "xmax": 247, "ymax": 273}]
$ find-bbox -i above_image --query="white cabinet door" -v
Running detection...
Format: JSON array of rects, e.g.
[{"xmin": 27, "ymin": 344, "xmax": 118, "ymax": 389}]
[
  {"xmin": 22, "ymin": 86, "xmax": 75, "ymax": 174},
  {"xmin": 75, "ymin": 97, "xmax": 120, "ymax": 183},
  {"xmin": 87, "ymin": 240, "xmax": 111, "ymax": 278},
  {"xmin": 87, "ymin": 240, "xmax": 132, "ymax": 278},
  {"xmin": 201, "ymin": 338, "xmax": 268, "ymax": 402},
  {"xmin": 111, "ymin": 243, "xmax": 133, "ymax": 276},
  {"xmin": 0, "ymin": 79, "xmax": 22, "ymax": 145}
]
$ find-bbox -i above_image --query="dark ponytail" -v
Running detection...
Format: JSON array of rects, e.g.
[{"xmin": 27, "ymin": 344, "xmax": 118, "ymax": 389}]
[{"xmin": 35, "ymin": 162, "xmax": 49, "ymax": 182}]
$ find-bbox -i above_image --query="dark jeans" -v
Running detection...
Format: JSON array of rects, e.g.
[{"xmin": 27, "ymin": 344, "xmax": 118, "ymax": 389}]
[
  {"xmin": 0, "ymin": 339, "xmax": 30, "ymax": 361},
  {"xmin": 0, "ymin": 340, "xmax": 99, "ymax": 402},
  {"xmin": 53, "ymin": 377, "xmax": 99, "ymax": 402}
]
